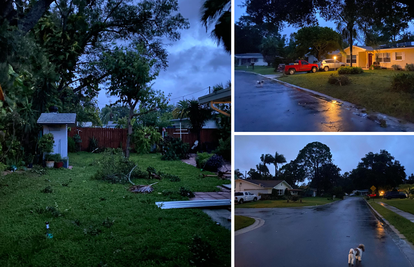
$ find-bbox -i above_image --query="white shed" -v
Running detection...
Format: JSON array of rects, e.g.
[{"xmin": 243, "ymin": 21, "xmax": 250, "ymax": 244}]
[{"xmin": 37, "ymin": 113, "xmax": 76, "ymax": 166}]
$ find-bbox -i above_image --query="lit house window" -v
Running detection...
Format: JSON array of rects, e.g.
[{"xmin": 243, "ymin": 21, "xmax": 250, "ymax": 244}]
[
  {"xmin": 377, "ymin": 53, "xmax": 391, "ymax": 62},
  {"xmin": 395, "ymin": 52, "xmax": 403, "ymax": 61},
  {"xmin": 346, "ymin": 55, "xmax": 356, "ymax": 63}
]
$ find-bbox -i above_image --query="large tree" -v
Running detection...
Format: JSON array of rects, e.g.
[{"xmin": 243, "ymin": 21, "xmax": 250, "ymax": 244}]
[
  {"xmin": 294, "ymin": 26, "xmax": 342, "ymax": 61},
  {"xmin": 279, "ymin": 160, "xmax": 305, "ymax": 186},
  {"xmin": 295, "ymin": 142, "xmax": 333, "ymax": 194},
  {"xmin": 102, "ymin": 45, "xmax": 168, "ymax": 158},
  {"xmin": 270, "ymin": 152, "xmax": 286, "ymax": 178}
]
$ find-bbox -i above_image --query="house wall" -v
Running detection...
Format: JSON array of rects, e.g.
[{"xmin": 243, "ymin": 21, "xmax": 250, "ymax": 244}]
[
  {"xmin": 235, "ymin": 57, "xmax": 267, "ymax": 66},
  {"xmin": 43, "ymin": 125, "xmax": 68, "ymax": 158},
  {"xmin": 372, "ymin": 48, "xmax": 414, "ymax": 69},
  {"xmin": 236, "ymin": 180, "xmax": 272, "ymax": 194}
]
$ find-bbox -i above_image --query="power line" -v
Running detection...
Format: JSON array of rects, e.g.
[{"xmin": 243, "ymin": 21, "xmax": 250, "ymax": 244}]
[{"xmin": 169, "ymin": 87, "xmax": 210, "ymax": 101}]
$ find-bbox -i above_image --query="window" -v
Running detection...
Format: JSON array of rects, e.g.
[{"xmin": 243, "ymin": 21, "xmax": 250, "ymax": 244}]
[
  {"xmin": 301, "ymin": 61, "xmax": 309, "ymax": 65},
  {"xmin": 395, "ymin": 52, "xmax": 403, "ymax": 61},
  {"xmin": 276, "ymin": 189, "xmax": 283, "ymax": 195},
  {"xmin": 376, "ymin": 53, "xmax": 391, "ymax": 63},
  {"xmin": 252, "ymin": 58, "xmax": 259, "ymax": 62},
  {"xmin": 346, "ymin": 55, "xmax": 356, "ymax": 63}
]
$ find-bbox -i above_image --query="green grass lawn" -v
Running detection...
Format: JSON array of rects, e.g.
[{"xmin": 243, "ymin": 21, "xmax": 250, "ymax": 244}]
[
  {"xmin": 369, "ymin": 202, "xmax": 414, "ymax": 246},
  {"xmin": 374, "ymin": 198, "xmax": 414, "ymax": 215},
  {"xmin": 235, "ymin": 197, "xmax": 337, "ymax": 208},
  {"xmin": 278, "ymin": 69, "xmax": 414, "ymax": 123},
  {"xmin": 235, "ymin": 215, "xmax": 255, "ymax": 231},
  {"xmin": 235, "ymin": 65, "xmax": 278, "ymax": 75},
  {"xmin": 0, "ymin": 152, "xmax": 230, "ymax": 267}
]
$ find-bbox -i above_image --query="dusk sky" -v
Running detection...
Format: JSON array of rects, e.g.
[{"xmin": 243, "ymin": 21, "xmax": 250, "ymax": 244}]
[
  {"xmin": 97, "ymin": 0, "xmax": 231, "ymax": 109},
  {"xmin": 235, "ymin": 135, "xmax": 414, "ymax": 177},
  {"xmin": 235, "ymin": 0, "xmax": 414, "ymax": 45}
]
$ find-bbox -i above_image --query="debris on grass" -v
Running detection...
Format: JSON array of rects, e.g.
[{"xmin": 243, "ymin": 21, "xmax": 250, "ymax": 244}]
[
  {"xmin": 128, "ymin": 182, "xmax": 158, "ymax": 193},
  {"xmin": 179, "ymin": 187, "xmax": 195, "ymax": 198}
]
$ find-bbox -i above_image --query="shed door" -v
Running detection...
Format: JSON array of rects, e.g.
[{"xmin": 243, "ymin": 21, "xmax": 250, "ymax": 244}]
[{"xmin": 49, "ymin": 127, "xmax": 62, "ymax": 155}]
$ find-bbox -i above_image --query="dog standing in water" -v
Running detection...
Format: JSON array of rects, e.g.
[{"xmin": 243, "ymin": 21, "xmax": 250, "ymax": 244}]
[
  {"xmin": 348, "ymin": 244, "xmax": 365, "ymax": 266},
  {"xmin": 256, "ymin": 80, "xmax": 264, "ymax": 87}
]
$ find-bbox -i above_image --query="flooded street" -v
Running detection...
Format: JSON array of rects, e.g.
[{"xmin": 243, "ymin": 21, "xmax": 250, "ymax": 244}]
[
  {"xmin": 235, "ymin": 197, "xmax": 414, "ymax": 267},
  {"xmin": 235, "ymin": 71, "xmax": 406, "ymax": 132}
]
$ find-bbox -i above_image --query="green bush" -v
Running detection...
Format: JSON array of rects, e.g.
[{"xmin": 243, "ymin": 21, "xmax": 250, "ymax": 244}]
[
  {"xmin": 87, "ymin": 137, "xmax": 99, "ymax": 152},
  {"xmin": 392, "ymin": 64, "xmax": 401, "ymax": 70},
  {"xmin": 213, "ymin": 137, "xmax": 231, "ymax": 162},
  {"xmin": 68, "ymin": 137, "xmax": 76, "ymax": 153},
  {"xmin": 46, "ymin": 153, "xmax": 61, "ymax": 162},
  {"xmin": 132, "ymin": 126, "xmax": 161, "ymax": 154},
  {"xmin": 161, "ymin": 136, "xmax": 189, "ymax": 161},
  {"xmin": 328, "ymin": 74, "xmax": 351, "ymax": 86},
  {"xmin": 196, "ymin": 152, "xmax": 213, "ymax": 168},
  {"xmin": 405, "ymin": 63, "xmax": 414, "ymax": 71},
  {"xmin": 92, "ymin": 149, "xmax": 146, "ymax": 183},
  {"xmin": 338, "ymin": 66, "xmax": 363, "ymax": 74},
  {"xmin": 391, "ymin": 73, "xmax": 414, "ymax": 93},
  {"xmin": 38, "ymin": 133, "xmax": 54, "ymax": 153},
  {"xmin": 204, "ymin": 154, "xmax": 224, "ymax": 172}
]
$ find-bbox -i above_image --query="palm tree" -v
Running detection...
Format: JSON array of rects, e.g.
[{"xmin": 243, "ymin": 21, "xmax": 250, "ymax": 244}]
[
  {"xmin": 172, "ymin": 100, "xmax": 190, "ymax": 120},
  {"xmin": 100, "ymin": 105, "xmax": 120, "ymax": 125},
  {"xmin": 256, "ymin": 163, "xmax": 269, "ymax": 176},
  {"xmin": 201, "ymin": 0, "xmax": 231, "ymax": 53},
  {"xmin": 185, "ymin": 100, "xmax": 212, "ymax": 143},
  {"xmin": 271, "ymin": 152, "xmax": 287, "ymax": 178}
]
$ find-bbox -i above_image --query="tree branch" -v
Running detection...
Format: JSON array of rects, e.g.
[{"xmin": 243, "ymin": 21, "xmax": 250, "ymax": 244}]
[{"xmin": 18, "ymin": 0, "xmax": 54, "ymax": 34}]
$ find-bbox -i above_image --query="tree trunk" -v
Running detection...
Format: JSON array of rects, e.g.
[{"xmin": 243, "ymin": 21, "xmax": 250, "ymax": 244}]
[
  {"xmin": 125, "ymin": 107, "xmax": 133, "ymax": 159},
  {"xmin": 349, "ymin": 28, "xmax": 353, "ymax": 67}
]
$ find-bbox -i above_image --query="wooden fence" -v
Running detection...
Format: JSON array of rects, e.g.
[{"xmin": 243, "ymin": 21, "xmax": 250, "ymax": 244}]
[{"xmin": 68, "ymin": 127, "xmax": 220, "ymax": 152}]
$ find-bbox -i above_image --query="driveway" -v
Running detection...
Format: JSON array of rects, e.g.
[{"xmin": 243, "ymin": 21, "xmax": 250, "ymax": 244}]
[
  {"xmin": 235, "ymin": 197, "xmax": 414, "ymax": 267},
  {"xmin": 235, "ymin": 71, "xmax": 404, "ymax": 132}
]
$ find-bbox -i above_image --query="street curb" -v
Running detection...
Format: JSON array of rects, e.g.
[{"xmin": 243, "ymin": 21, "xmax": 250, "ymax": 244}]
[
  {"xmin": 365, "ymin": 200, "xmax": 405, "ymax": 239},
  {"xmin": 235, "ymin": 217, "xmax": 265, "ymax": 236},
  {"xmin": 235, "ymin": 70, "xmax": 414, "ymax": 131}
]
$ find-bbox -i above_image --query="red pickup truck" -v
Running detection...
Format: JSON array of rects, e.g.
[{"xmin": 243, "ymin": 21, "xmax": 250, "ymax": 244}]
[{"xmin": 284, "ymin": 60, "xmax": 319, "ymax": 75}]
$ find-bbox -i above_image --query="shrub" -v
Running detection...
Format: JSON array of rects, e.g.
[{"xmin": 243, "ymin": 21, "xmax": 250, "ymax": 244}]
[
  {"xmin": 291, "ymin": 195, "xmax": 299, "ymax": 202},
  {"xmin": 68, "ymin": 137, "xmax": 76, "ymax": 153},
  {"xmin": 92, "ymin": 149, "xmax": 146, "ymax": 183},
  {"xmin": 132, "ymin": 126, "xmax": 162, "ymax": 154},
  {"xmin": 46, "ymin": 153, "xmax": 61, "ymax": 162},
  {"xmin": 179, "ymin": 187, "xmax": 195, "ymax": 198},
  {"xmin": 196, "ymin": 152, "xmax": 213, "ymax": 168},
  {"xmin": 405, "ymin": 63, "xmax": 414, "ymax": 71},
  {"xmin": 204, "ymin": 154, "xmax": 224, "ymax": 172},
  {"xmin": 161, "ymin": 136, "xmax": 189, "ymax": 161},
  {"xmin": 338, "ymin": 66, "xmax": 363, "ymax": 74},
  {"xmin": 88, "ymin": 137, "xmax": 99, "ymax": 152},
  {"xmin": 213, "ymin": 137, "xmax": 231, "ymax": 162},
  {"xmin": 328, "ymin": 74, "xmax": 351, "ymax": 86},
  {"xmin": 391, "ymin": 73, "xmax": 414, "ymax": 93},
  {"xmin": 392, "ymin": 64, "xmax": 401, "ymax": 70},
  {"xmin": 38, "ymin": 133, "xmax": 54, "ymax": 153}
]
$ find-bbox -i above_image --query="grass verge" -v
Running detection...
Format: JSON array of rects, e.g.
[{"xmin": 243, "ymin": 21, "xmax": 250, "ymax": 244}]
[
  {"xmin": 235, "ymin": 66, "xmax": 278, "ymax": 75},
  {"xmin": 278, "ymin": 69, "xmax": 414, "ymax": 123},
  {"xmin": 235, "ymin": 197, "xmax": 337, "ymax": 208},
  {"xmin": 235, "ymin": 215, "xmax": 255, "ymax": 231},
  {"xmin": 369, "ymin": 202, "xmax": 414, "ymax": 246},
  {"xmin": 376, "ymin": 198, "xmax": 414, "ymax": 215},
  {"xmin": 0, "ymin": 152, "xmax": 230, "ymax": 267}
]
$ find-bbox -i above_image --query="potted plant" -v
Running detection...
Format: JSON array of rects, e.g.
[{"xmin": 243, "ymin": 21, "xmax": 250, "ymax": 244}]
[
  {"xmin": 44, "ymin": 154, "xmax": 55, "ymax": 168},
  {"xmin": 38, "ymin": 133, "xmax": 55, "ymax": 154},
  {"xmin": 52, "ymin": 154, "xmax": 63, "ymax": 168}
]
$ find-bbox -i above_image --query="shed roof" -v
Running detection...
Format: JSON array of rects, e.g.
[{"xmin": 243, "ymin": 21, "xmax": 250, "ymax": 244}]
[{"xmin": 37, "ymin": 113, "xmax": 77, "ymax": 125}]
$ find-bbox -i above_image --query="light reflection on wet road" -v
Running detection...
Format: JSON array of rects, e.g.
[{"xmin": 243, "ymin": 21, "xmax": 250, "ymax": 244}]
[
  {"xmin": 235, "ymin": 71, "xmax": 400, "ymax": 132},
  {"xmin": 235, "ymin": 197, "xmax": 413, "ymax": 267}
]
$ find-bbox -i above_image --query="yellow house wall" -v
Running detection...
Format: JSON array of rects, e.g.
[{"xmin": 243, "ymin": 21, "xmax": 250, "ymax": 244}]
[{"xmin": 372, "ymin": 47, "xmax": 414, "ymax": 69}]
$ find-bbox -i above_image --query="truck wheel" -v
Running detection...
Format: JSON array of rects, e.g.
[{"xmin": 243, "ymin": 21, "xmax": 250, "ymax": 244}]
[
  {"xmin": 253, "ymin": 197, "xmax": 257, "ymax": 202},
  {"xmin": 324, "ymin": 66, "xmax": 329, "ymax": 72},
  {"xmin": 311, "ymin": 67, "xmax": 317, "ymax": 73},
  {"xmin": 288, "ymin": 68, "xmax": 295, "ymax": 75},
  {"xmin": 239, "ymin": 199, "xmax": 244, "ymax": 204}
]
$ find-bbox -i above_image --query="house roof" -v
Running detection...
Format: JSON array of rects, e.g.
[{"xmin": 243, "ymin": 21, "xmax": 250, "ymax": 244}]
[
  {"xmin": 37, "ymin": 113, "xmax": 76, "ymax": 125},
  {"xmin": 235, "ymin": 53, "xmax": 263, "ymax": 58},
  {"xmin": 241, "ymin": 179, "xmax": 285, "ymax": 188},
  {"xmin": 198, "ymin": 87, "xmax": 231, "ymax": 104}
]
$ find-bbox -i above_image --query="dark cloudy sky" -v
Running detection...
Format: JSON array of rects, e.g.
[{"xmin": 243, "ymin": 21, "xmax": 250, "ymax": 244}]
[
  {"xmin": 235, "ymin": 0, "xmax": 414, "ymax": 45},
  {"xmin": 97, "ymin": 0, "xmax": 231, "ymax": 108},
  {"xmin": 235, "ymin": 135, "xmax": 414, "ymax": 177}
]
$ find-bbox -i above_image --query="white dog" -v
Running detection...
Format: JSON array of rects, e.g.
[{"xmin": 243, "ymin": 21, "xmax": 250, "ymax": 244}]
[
  {"xmin": 348, "ymin": 244, "xmax": 365, "ymax": 266},
  {"xmin": 256, "ymin": 80, "xmax": 264, "ymax": 86}
]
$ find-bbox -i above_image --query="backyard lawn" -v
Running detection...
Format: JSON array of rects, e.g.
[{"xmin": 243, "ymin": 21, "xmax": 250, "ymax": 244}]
[
  {"xmin": 235, "ymin": 215, "xmax": 255, "ymax": 231},
  {"xmin": 0, "ymin": 152, "xmax": 230, "ymax": 267},
  {"xmin": 278, "ymin": 69, "xmax": 414, "ymax": 123},
  {"xmin": 369, "ymin": 202, "xmax": 414, "ymax": 246},
  {"xmin": 235, "ymin": 65, "xmax": 277, "ymax": 75},
  {"xmin": 235, "ymin": 197, "xmax": 338, "ymax": 208}
]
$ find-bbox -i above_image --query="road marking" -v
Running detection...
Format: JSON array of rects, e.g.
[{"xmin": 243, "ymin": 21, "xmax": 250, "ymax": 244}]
[{"xmin": 235, "ymin": 217, "xmax": 265, "ymax": 236}]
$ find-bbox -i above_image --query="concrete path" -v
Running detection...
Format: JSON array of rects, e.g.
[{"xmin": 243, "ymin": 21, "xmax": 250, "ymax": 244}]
[{"xmin": 377, "ymin": 201, "xmax": 414, "ymax": 223}]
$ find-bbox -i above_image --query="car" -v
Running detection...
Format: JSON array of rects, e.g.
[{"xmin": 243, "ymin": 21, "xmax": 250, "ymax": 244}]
[
  {"xmin": 318, "ymin": 59, "xmax": 346, "ymax": 71},
  {"xmin": 368, "ymin": 193, "xmax": 376, "ymax": 197},
  {"xmin": 235, "ymin": 191, "xmax": 261, "ymax": 204},
  {"xmin": 284, "ymin": 60, "xmax": 319, "ymax": 75},
  {"xmin": 383, "ymin": 191, "xmax": 407, "ymax": 199}
]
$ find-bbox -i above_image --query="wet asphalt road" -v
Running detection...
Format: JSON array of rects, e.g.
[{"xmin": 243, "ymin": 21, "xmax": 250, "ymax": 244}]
[
  {"xmin": 235, "ymin": 71, "xmax": 399, "ymax": 132},
  {"xmin": 235, "ymin": 197, "xmax": 413, "ymax": 267}
]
